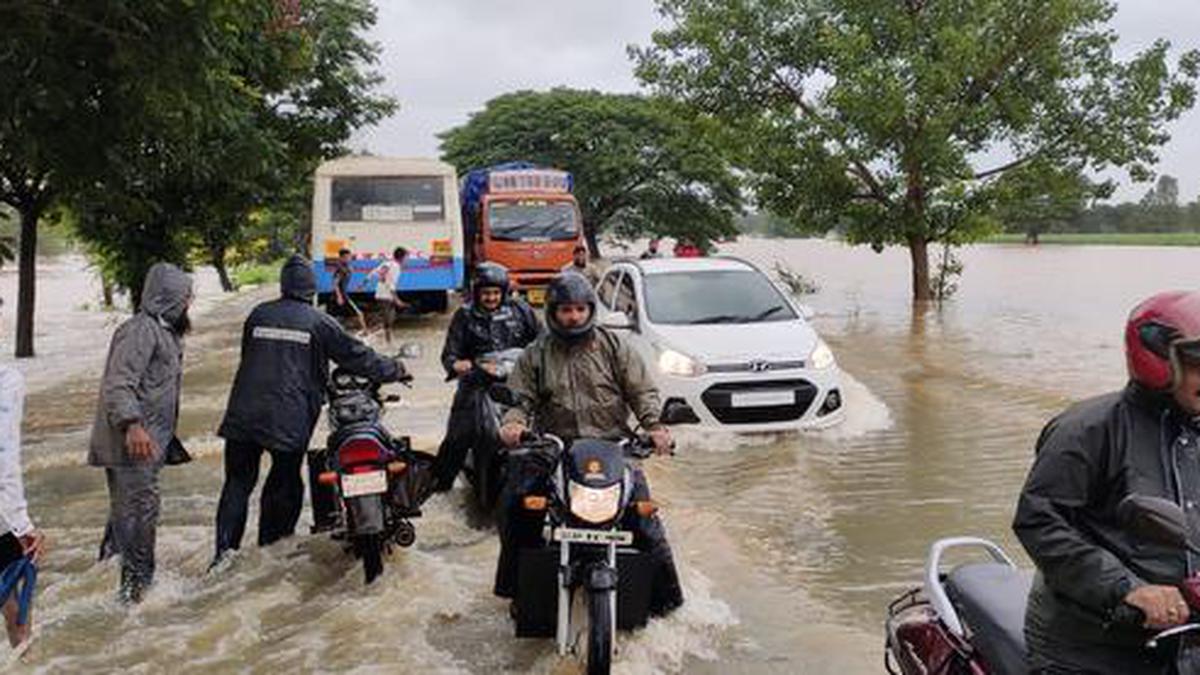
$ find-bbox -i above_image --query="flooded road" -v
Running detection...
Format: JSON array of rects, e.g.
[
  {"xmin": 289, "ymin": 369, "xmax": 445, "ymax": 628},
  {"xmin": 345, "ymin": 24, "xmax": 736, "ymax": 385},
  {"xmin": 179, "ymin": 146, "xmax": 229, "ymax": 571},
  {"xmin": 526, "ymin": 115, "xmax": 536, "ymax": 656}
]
[{"xmin": 5, "ymin": 239, "xmax": 1198, "ymax": 673}]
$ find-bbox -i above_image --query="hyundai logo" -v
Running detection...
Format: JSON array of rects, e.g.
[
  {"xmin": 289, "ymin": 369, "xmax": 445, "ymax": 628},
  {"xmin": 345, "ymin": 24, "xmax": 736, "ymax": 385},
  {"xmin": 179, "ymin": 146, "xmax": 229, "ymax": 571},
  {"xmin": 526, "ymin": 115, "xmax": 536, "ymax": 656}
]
[{"xmin": 749, "ymin": 360, "xmax": 772, "ymax": 372}]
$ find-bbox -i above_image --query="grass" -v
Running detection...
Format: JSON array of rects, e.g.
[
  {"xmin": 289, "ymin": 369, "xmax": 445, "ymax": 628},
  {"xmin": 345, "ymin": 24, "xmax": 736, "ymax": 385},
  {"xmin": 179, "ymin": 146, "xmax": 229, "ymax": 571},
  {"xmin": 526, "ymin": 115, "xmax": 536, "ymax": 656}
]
[
  {"xmin": 232, "ymin": 260, "xmax": 283, "ymax": 287},
  {"xmin": 985, "ymin": 232, "xmax": 1200, "ymax": 247}
]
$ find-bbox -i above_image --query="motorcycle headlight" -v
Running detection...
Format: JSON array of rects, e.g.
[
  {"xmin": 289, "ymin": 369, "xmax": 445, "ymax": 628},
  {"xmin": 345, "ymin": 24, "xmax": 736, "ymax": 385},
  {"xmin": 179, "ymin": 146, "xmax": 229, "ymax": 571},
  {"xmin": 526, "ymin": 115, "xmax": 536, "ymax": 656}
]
[
  {"xmin": 809, "ymin": 339, "xmax": 836, "ymax": 370},
  {"xmin": 658, "ymin": 348, "xmax": 706, "ymax": 377},
  {"xmin": 568, "ymin": 481, "xmax": 622, "ymax": 524}
]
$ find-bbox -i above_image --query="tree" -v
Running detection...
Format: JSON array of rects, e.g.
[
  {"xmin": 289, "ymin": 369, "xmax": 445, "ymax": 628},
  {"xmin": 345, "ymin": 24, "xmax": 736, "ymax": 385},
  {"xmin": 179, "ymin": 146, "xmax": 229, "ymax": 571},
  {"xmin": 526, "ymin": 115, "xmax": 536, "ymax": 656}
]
[
  {"xmin": 635, "ymin": 0, "xmax": 1200, "ymax": 301},
  {"xmin": 438, "ymin": 88, "xmax": 743, "ymax": 255},
  {"xmin": 996, "ymin": 168, "xmax": 1111, "ymax": 243}
]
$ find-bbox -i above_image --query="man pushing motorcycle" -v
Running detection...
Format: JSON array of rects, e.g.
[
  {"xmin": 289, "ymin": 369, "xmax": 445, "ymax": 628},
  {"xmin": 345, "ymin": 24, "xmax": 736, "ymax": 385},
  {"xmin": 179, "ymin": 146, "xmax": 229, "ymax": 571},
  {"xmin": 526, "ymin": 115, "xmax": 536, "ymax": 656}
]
[
  {"xmin": 1014, "ymin": 290, "xmax": 1200, "ymax": 673},
  {"xmin": 496, "ymin": 273, "xmax": 684, "ymax": 617}
]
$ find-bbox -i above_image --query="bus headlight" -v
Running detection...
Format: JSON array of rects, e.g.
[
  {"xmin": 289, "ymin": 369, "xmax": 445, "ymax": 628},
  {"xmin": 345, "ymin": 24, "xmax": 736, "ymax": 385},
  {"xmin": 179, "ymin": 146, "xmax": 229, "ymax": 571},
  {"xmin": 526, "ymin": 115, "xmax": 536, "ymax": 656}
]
[{"xmin": 809, "ymin": 340, "xmax": 836, "ymax": 370}]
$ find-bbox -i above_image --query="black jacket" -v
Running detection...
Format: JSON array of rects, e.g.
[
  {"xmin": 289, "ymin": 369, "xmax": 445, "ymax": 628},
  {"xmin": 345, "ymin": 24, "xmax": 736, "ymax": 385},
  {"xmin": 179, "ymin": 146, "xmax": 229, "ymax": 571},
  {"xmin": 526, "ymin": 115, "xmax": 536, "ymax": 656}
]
[
  {"xmin": 1015, "ymin": 382, "xmax": 1195, "ymax": 657},
  {"xmin": 218, "ymin": 257, "xmax": 401, "ymax": 451},
  {"xmin": 439, "ymin": 300, "xmax": 540, "ymax": 380}
]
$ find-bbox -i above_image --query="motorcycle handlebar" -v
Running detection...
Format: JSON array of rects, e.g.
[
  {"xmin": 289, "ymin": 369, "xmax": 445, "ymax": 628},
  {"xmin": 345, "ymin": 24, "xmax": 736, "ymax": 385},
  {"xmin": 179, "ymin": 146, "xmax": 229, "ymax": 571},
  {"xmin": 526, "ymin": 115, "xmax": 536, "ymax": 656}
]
[{"xmin": 1110, "ymin": 603, "xmax": 1145, "ymax": 628}]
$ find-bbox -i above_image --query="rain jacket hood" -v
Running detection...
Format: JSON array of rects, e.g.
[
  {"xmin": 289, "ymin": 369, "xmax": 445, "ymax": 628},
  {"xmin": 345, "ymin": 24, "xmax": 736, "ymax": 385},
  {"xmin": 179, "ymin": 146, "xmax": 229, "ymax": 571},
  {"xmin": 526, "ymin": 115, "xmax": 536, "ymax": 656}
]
[
  {"xmin": 281, "ymin": 255, "xmax": 316, "ymax": 303},
  {"xmin": 141, "ymin": 263, "xmax": 192, "ymax": 325}
]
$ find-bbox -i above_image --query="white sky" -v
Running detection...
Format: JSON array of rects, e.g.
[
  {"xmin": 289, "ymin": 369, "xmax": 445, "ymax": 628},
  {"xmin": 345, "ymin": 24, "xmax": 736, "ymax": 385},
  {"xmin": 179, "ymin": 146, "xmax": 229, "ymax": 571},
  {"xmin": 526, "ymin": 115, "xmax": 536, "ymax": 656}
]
[{"xmin": 352, "ymin": 0, "xmax": 1200, "ymax": 204}]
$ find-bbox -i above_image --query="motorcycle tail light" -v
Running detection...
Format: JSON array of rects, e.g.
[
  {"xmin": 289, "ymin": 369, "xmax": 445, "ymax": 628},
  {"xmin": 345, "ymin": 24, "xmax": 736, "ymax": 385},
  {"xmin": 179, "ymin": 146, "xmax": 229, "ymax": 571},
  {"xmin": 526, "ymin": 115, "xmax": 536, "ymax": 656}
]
[
  {"xmin": 338, "ymin": 436, "xmax": 386, "ymax": 467},
  {"xmin": 568, "ymin": 482, "xmax": 621, "ymax": 524}
]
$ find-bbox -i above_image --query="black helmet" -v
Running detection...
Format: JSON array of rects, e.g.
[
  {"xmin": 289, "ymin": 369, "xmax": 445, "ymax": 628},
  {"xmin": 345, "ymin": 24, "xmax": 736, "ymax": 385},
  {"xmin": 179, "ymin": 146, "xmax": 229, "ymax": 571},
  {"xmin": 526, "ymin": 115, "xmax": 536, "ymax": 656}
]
[
  {"xmin": 473, "ymin": 262, "xmax": 510, "ymax": 299},
  {"xmin": 545, "ymin": 273, "xmax": 596, "ymax": 343}
]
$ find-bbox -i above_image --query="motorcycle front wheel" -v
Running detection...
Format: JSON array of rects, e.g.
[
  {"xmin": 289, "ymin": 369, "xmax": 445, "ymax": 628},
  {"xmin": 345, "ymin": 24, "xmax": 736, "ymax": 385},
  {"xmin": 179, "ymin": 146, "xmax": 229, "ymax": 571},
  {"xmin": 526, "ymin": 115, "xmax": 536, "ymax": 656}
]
[{"xmin": 587, "ymin": 589, "xmax": 613, "ymax": 675}]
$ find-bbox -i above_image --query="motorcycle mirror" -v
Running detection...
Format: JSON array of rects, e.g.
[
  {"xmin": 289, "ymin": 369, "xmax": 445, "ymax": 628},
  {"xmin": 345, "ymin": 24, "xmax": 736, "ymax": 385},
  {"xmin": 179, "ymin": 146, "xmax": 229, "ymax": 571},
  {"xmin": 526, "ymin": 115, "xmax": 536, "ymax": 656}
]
[
  {"xmin": 1117, "ymin": 494, "xmax": 1192, "ymax": 550},
  {"xmin": 660, "ymin": 400, "xmax": 698, "ymax": 426},
  {"xmin": 488, "ymin": 384, "xmax": 519, "ymax": 407},
  {"xmin": 397, "ymin": 343, "xmax": 423, "ymax": 359}
]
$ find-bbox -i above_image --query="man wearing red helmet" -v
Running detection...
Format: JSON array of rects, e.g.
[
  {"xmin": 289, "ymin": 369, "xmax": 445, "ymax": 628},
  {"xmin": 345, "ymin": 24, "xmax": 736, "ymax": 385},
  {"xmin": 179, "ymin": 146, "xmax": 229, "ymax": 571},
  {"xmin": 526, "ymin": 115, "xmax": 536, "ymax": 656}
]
[{"xmin": 1014, "ymin": 291, "xmax": 1200, "ymax": 673}]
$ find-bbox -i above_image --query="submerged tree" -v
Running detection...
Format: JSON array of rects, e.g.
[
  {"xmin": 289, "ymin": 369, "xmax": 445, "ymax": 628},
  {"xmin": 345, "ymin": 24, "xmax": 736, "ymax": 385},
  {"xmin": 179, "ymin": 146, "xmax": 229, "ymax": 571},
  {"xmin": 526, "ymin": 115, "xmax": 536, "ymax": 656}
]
[{"xmin": 635, "ymin": 0, "xmax": 1200, "ymax": 301}]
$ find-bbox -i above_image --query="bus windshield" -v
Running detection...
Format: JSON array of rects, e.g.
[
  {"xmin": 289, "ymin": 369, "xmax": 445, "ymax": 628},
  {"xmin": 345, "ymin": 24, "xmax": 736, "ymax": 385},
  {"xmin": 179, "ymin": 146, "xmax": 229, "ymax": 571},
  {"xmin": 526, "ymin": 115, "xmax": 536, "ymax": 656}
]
[
  {"xmin": 487, "ymin": 200, "xmax": 578, "ymax": 241},
  {"xmin": 331, "ymin": 176, "xmax": 445, "ymax": 222}
]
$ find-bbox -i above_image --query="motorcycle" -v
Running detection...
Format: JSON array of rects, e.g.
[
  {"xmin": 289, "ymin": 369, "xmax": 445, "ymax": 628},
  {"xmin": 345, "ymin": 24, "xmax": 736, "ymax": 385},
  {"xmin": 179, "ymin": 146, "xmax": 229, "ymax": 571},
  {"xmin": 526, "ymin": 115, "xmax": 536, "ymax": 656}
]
[
  {"xmin": 505, "ymin": 428, "xmax": 670, "ymax": 675},
  {"xmin": 308, "ymin": 346, "xmax": 435, "ymax": 584},
  {"xmin": 461, "ymin": 347, "xmax": 524, "ymax": 511},
  {"xmin": 884, "ymin": 494, "xmax": 1200, "ymax": 675}
]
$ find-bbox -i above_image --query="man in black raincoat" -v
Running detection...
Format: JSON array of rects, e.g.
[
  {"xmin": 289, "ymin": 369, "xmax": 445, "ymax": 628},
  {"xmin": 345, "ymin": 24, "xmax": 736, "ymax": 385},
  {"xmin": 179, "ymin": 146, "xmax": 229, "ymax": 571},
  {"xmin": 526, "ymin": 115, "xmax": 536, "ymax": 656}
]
[
  {"xmin": 213, "ymin": 256, "xmax": 404, "ymax": 565},
  {"xmin": 431, "ymin": 263, "xmax": 540, "ymax": 492},
  {"xmin": 1015, "ymin": 291, "xmax": 1200, "ymax": 674},
  {"xmin": 89, "ymin": 262, "xmax": 193, "ymax": 602}
]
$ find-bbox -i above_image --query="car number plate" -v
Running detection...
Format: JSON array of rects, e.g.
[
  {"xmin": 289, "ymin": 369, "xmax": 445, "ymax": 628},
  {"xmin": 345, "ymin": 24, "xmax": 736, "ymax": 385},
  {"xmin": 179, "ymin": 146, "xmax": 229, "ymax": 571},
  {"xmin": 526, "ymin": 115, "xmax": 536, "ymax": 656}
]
[
  {"xmin": 730, "ymin": 390, "xmax": 795, "ymax": 408},
  {"xmin": 527, "ymin": 288, "xmax": 547, "ymax": 305},
  {"xmin": 553, "ymin": 527, "xmax": 633, "ymax": 546},
  {"xmin": 341, "ymin": 470, "xmax": 387, "ymax": 497}
]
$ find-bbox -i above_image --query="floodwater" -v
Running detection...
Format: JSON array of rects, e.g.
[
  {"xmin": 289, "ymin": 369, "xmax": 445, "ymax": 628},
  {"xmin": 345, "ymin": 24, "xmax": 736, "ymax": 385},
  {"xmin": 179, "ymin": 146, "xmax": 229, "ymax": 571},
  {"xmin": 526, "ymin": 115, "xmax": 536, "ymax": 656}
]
[{"xmin": 3, "ymin": 239, "xmax": 1197, "ymax": 673}]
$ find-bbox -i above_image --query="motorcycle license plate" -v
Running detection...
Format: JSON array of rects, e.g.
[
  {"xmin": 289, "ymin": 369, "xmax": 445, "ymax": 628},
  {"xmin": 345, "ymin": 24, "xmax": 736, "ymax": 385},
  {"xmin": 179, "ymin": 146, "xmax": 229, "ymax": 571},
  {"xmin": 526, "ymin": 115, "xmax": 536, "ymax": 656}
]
[
  {"xmin": 341, "ymin": 470, "xmax": 387, "ymax": 498},
  {"xmin": 526, "ymin": 288, "xmax": 546, "ymax": 305},
  {"xmin": 553, "ymin": 527, "xmax": 633, "ymax": 546},
  {"xmin": 730, "ymin": 390, "xmax": 794, "ymax": 408}
]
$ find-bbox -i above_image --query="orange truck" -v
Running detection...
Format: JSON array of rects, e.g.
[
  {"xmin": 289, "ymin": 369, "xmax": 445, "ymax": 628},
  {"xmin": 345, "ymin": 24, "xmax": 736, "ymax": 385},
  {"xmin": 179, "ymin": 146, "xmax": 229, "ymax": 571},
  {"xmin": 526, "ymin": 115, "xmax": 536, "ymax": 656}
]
[{"xmin": 460, "ymin": 163, "xmax": 584, "ymax": 305}]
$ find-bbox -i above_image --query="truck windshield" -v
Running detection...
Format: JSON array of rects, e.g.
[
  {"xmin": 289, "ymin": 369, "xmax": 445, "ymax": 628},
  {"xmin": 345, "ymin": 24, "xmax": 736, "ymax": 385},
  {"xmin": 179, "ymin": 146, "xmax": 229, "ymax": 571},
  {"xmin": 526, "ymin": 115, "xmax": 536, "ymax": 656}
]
[
  {"xmin": 487, "ymin": 200, "xmax": 578, "ymax": 241},
  {"xmin": 331, "ymin": 176, "xmax": 444, "ymax": 222}
]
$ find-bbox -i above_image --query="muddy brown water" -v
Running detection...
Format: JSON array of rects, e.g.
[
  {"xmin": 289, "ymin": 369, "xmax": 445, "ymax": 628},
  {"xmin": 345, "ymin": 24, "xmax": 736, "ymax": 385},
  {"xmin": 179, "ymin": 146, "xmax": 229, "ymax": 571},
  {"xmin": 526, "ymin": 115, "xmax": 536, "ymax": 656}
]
[{"xmin": 5, "ymin": 240, "xmax": 1196, "ymax": 673}]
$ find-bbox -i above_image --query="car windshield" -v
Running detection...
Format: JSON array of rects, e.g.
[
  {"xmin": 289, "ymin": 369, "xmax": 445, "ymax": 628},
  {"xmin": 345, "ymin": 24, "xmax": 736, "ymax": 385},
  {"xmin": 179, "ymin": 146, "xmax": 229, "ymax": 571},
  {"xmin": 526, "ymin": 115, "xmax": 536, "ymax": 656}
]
[
  {"xmin": 487, "ymin": 200, "xmax": 578, "ymax": 241},
  {"xmin": 643, "ymin": 270, "xmax": 798, "ymax": 325}
]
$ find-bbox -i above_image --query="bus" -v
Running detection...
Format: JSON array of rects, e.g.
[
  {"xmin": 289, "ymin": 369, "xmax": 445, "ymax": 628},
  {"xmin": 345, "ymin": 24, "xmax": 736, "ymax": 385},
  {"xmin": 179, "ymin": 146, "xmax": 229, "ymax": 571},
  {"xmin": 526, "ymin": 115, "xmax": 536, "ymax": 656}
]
[{"xmin": 311, "ymin": 156, "xmax": 463, "ymax": 313}]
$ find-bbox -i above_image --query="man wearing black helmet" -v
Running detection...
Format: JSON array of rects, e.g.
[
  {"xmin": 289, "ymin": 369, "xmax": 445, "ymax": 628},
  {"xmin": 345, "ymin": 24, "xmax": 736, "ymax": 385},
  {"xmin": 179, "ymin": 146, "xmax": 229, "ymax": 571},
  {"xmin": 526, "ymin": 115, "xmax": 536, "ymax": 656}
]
[
  {"xmin": 1015, "ymin": 291, "xmax": 1200, "ymax": 673},
  {"xmin": 431, "ymin": 263, "xmax": 540, "ymax": 492},
  {"xmin": 494, "ymin": 273, "xmax": 683, "ymax": 616}
]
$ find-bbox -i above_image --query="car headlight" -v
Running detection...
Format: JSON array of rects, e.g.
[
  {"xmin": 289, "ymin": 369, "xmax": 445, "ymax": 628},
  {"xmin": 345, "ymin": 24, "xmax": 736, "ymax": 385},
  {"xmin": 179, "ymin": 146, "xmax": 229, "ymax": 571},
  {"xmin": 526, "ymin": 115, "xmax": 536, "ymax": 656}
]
[
  {"xmin": 568, "ymin": 481, "xmax": 622, "ymax": 524},
  {"xmin": 809, "ymin": 339, "xmax": 836, "ymax": 369},
  {"xmin": 658, "ymin": 348, "xmax": 707, "ymax": 377}
]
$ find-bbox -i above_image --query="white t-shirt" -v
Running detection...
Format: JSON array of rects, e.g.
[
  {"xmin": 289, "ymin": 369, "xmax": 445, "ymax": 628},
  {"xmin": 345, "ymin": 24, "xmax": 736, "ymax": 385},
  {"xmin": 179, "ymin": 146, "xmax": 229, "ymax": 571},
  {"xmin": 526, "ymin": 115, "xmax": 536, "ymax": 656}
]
[
  {"xmin": 0, "ymin": 366, "xmax": 31, "ymax": 536},
  {"xmin": 370, "ymin": 260, "xmax": 402, "ymax": 301}
]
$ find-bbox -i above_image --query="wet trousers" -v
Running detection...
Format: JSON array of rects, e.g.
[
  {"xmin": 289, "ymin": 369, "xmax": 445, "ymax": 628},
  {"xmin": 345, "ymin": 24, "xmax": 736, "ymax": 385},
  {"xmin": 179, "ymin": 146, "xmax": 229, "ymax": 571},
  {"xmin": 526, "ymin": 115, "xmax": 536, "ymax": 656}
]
[
  {"xmin": 433, "ymin": 383, "xmax": 487, "ymax": 491},
  {"xmin": 98, "ymin": 465, "xmax": 160, "ymax": 602},
  {"xmin": 214, "ymin": 440, "xmax": 304, "ymax": 560},
  {"xmin": 494, "ymin": 453, "xmax": 684, "ymax": 616}
]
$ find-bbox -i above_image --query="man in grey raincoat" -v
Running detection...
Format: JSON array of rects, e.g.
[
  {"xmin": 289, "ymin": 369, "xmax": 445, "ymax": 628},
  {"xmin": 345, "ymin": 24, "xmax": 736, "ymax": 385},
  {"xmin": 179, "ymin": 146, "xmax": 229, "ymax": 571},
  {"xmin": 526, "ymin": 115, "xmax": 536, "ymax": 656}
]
[{"xmin": 88, "ymin": 263, "xmax": 193, "ymax": 603}]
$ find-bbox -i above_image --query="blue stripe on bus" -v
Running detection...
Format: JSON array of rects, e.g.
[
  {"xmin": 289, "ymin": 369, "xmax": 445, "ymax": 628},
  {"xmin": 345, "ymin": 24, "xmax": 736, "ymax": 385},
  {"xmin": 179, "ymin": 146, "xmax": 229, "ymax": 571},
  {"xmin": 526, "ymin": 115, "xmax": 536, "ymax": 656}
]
[{"xmin": 314, "ymin": 257, "xmax": 465, "ymax": 294}]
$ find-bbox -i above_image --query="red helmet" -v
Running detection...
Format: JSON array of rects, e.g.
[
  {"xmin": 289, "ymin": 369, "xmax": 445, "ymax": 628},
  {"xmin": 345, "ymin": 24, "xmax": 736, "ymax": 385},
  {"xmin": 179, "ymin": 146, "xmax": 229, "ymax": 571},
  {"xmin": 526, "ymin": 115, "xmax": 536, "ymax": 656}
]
[{"xmin": 1125, "ymin": 291, "xmax": 1200, "ymax": 390}]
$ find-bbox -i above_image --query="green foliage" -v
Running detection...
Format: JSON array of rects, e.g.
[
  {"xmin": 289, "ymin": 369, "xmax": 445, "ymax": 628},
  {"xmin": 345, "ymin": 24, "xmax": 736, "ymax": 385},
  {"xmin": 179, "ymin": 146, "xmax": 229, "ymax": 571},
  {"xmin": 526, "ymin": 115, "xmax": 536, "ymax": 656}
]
[
  {"xmin": 986, "ymin": 232, "xmax": 1200, "ymax": 246},
  {"xmin": 232, "ymin": 260, "xmax": 285, "ymax": 288},
  {"xmin": 635, "ymin": 0, "xmax": 1200, "ymax": 300},
  {"xmin": 438, "ymin": 88, "xmax": 743, "ymax": 253}
]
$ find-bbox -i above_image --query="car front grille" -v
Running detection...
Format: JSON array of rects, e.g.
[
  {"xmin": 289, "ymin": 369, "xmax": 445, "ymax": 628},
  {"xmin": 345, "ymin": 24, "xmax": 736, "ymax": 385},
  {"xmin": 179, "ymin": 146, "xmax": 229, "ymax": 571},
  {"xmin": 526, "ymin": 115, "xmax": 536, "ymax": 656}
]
[
  {"xmin": 706, "ymin": 359, "xmax": 806, "ymax": 374},
  {"xmin": 700, "ymin": 379, "xmax": 819, "ymax": 424}
]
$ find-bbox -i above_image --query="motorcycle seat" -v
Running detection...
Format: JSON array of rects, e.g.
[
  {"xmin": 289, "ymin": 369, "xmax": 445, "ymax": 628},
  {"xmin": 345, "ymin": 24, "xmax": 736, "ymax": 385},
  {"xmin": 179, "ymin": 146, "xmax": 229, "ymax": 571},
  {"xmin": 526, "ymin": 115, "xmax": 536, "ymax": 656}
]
[{"xmin": 946, "ymin": 562, "xmax": 1033, "ymax": 675}]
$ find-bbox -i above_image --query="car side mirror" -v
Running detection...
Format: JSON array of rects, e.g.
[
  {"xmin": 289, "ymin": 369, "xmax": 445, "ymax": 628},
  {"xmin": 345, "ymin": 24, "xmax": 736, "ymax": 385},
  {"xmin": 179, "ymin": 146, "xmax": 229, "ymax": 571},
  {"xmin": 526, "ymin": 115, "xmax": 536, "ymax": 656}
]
[
  {"xmin": 602, "ymin": 310, "xmax": 635, "ymax": 331},
  {"xmin": 1117, "ymin": 494, "xmax": 1194, "ymax": 551},
  {"xmin": 488, "ymin": 384, "xmax": 519, "ymax": 407},
  {"xmin": 797, "ymin": 304, "xmax": 816, "ymax": 320}
]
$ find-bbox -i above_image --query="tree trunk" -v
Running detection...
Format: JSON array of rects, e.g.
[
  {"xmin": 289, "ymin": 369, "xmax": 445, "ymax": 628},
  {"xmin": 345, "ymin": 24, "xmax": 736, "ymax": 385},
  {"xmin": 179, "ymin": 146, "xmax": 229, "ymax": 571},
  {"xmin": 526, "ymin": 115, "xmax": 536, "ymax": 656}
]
[
  {"xmin": 584, "ymin": 225, "xmax": 602, "ymax": 259},
  {"xmin": 908, "ymin": 235, "xmax": 933, "ymax": 303},
  {"xmin": 211, "ymin": 245, "xmax": 234, "ymax": 292},
  {"xmin": 15, "ymin": 203, "xmax": 39, "ymax": 358},
  {"xmin": 101, "ymin": 275, "xmax": 115, "ymax": 309}
]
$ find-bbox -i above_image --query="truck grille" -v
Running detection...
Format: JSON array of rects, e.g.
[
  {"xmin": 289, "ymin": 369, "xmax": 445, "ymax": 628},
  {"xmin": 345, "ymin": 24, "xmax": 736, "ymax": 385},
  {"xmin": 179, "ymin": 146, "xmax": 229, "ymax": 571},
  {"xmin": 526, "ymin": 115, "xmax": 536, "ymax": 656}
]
[{"xmin": 700, "ymin": 379, "xmax": 819, "ymax": 424}]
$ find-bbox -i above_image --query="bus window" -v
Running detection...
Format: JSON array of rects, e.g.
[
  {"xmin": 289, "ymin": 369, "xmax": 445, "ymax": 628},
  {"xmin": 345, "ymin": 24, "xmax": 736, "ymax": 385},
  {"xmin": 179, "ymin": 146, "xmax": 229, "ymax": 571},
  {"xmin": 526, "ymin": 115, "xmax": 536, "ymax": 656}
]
[{"xmin": 331, "ymin": 176, "xmax": 445, "ymax": 222}]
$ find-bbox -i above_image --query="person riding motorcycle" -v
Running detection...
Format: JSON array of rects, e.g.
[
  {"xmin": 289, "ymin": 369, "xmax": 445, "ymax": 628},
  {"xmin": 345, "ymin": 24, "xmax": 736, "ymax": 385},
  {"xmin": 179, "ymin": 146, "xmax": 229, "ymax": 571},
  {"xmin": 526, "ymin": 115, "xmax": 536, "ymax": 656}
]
[
  {"xmin": 431, "ymin": 263, "xmax": 540, "ymax": 492},
  {"xmin": 495, "ymin": 273, "xmax": 684, "ymax": 617},
  {"xmin": 1014, "ymin": 291, "xmax": 1200, "ymax": 673}
]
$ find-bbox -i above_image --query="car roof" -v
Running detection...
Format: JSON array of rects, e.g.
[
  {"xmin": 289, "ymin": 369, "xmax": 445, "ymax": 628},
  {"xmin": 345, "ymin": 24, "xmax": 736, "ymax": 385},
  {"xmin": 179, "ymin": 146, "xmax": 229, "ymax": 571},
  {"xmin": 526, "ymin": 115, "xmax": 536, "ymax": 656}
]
[{"xmin": 610, "ymin": 256, "xmax": 759, "ymax": 276}]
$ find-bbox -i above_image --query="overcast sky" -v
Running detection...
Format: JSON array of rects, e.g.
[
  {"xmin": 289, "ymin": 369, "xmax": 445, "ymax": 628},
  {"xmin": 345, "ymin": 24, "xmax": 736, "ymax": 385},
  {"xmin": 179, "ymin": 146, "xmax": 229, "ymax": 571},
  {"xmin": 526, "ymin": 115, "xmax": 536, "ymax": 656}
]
[{"xmin": 353, "ymin": 0, "xmax": 1200, "ymax": 203}]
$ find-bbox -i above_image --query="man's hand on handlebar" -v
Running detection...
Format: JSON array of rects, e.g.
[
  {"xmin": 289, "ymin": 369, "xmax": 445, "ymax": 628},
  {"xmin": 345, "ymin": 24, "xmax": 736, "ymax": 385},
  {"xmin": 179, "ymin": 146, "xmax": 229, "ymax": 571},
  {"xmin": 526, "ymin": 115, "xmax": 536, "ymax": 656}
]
[
  {"xmin": 649, "ymin": 425, "xmax": 674, "ymax": 455},
  {"xmin": 453, "ymin": 359, "xmax": 472, "ymax": 376},
  {"xmin": 1125, "ymin": 585, "xmax": 1189, "ymax": 629},
  {"xmin": 500, "ymin": 421, "xmax": 527, "ymax": 448}
]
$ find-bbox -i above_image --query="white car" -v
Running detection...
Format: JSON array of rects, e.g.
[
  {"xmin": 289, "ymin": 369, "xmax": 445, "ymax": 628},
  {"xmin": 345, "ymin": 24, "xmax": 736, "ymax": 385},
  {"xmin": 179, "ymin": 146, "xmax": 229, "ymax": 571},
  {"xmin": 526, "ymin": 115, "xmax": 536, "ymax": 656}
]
[{"xmin": 595, "ymin": 256, "xmax": 844, "ymax": 432}]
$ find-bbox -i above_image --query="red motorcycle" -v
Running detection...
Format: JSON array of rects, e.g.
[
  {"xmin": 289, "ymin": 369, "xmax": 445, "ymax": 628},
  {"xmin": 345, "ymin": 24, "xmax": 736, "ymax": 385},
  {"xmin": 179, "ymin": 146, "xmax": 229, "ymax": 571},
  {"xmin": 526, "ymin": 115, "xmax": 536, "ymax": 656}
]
[{"xmin": 885, "ymin": 495, "xmax": 1200, "ymax": 675}]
